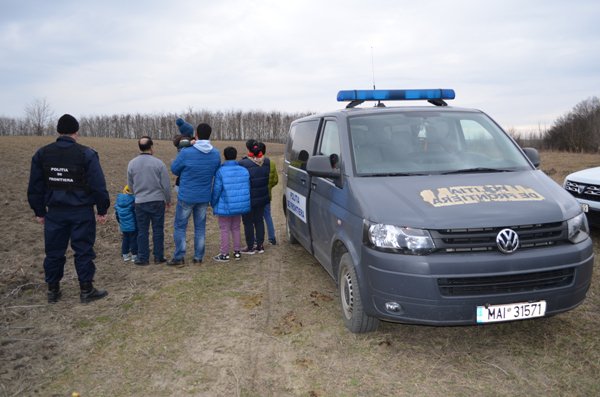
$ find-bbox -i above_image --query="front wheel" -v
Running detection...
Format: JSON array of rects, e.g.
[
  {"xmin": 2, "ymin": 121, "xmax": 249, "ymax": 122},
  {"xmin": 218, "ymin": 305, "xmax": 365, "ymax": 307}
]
[
  {"xmin": 338, "ymin": 253, "xmax": 379, "ymax": 333},
  {"xmin": 285, "ymin": 213, "xmax": 298, "ymax": 244}
]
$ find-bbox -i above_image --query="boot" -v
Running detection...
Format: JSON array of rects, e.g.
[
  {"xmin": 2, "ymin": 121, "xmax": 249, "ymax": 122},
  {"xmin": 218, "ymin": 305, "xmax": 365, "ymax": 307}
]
[
  {"xmin": 79, "ymin": 281, "xmax": 108, "ymax": 304},
  {"xmin": 47, "ymin": 282, "xmax": 61, "ymax": 304}
]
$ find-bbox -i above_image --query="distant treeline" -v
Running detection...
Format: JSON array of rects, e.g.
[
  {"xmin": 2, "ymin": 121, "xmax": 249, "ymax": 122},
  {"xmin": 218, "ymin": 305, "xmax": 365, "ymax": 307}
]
[
  {"xmin": 0, "ymin": 109, "xmax": 312, "ymax": 143},
  {"xmin": 512, "ymin": 96, "xmax": 600, "ymax": 153},
  {"xmin": 3, "ymin": 96, "xmax": 600, "ymax": 152}
]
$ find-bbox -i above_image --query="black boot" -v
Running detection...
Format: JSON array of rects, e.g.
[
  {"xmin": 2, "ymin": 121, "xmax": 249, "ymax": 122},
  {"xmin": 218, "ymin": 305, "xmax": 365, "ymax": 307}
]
[
  {"xmin": 79, "ymin": 281, "xmax": 108, "ymax": 304},
  {"xmin": 47, "ymin": 282, "xmax": 61, "ymax": 304}
]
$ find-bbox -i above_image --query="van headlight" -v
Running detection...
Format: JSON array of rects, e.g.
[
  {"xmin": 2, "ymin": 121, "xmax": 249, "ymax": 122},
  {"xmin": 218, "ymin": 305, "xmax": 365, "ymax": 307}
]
[
  {"xmin": 364, "ymin": 222, "xmax": 435, "ymax": 255},
  {"xmin": 567, "ymin": 213, "xmax": 590, "ymax": 244}
]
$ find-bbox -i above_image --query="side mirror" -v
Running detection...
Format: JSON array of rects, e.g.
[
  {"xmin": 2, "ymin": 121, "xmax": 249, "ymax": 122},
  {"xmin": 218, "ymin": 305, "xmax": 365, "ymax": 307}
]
[
  {"xmin": 522, "ymin": 147, "xmax": 540, "ymax": 168},
  {"xmin": 306, "ymin": 155, "xmax": 341, "ymax": 178}
]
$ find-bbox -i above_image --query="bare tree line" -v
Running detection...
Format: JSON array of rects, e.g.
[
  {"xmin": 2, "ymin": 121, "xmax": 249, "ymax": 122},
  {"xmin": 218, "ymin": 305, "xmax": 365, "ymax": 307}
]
[
  {"xmin": 3, "ymin": 96, "xmax": 600, "ymax": 151},
  {"xmin": 0, "ymin": 99, "xmax": 310, "ymax": 143},
  {"xmin": 513, "ymin": 96, "xmax": 600, "ymax": 153}
]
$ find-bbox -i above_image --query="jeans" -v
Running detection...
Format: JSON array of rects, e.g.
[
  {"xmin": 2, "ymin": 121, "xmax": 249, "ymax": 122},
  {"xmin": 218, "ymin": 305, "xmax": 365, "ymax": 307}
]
[
  {"xmin": 242, "ymin": 205, "xmax": 265, "ymax": 248},
  {"xmin": 135, "ymin": 201, "xmax": 165, "ymax": 262},
  {"xmin": 218, "ymin": 215, "xmax": 242, "ymax": 254},
  {"xmin": 173, "ymin": 200, "xmax": 208, "ymax": 261},
  {"xmin": 263, "ymin": 202, "xmax": 275, "ymax": 241},
  {"xmin": 121, "ymin": 231, "xmax": 138, "ymax": 256}
]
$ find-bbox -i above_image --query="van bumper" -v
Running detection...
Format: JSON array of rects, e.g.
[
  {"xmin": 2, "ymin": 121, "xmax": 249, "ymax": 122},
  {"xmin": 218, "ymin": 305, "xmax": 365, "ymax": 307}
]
[{"xmin": 361, "ymin": 240, "xmax": 594, "ymax": 325}]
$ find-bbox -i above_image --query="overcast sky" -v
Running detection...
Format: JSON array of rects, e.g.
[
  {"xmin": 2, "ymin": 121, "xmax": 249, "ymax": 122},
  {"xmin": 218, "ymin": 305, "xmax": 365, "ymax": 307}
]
[{"xmin": 1, "ymin": 0, "xmax": 599, "ymax": 133}]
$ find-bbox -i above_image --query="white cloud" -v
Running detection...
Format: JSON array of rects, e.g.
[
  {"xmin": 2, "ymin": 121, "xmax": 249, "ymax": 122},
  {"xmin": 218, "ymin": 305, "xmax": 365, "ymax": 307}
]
[{"xmin": 0, "ymin": 0, "xmax": 599, "ymax": 133}]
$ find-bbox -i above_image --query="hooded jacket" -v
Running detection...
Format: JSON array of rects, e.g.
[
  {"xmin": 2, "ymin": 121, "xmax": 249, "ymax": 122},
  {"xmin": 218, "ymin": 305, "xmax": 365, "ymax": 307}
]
[
  {"xmin": 171, "ymin": 140, "xmax": 221, "ymax": 203},
  {"xmin": 239, "ymin": 156, "xmax": 270, "ymax": 208},
  {"xmin": 211, "ymin": 160, "xmax": 251, "ymax": 216},
  {"xmin": 114, "ymin": 193, "xmax": 137, "ymax": 232}
]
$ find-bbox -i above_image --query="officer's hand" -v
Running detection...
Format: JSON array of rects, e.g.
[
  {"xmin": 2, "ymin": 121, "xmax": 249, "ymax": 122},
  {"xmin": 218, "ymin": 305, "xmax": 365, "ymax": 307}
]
[
  {"xmin": 35, "ymin": 216, "xmax": 44, "ymax": 225},
  {"xmin": 96, "ymin": 214, "xmax": 108, "ymax": 224}
]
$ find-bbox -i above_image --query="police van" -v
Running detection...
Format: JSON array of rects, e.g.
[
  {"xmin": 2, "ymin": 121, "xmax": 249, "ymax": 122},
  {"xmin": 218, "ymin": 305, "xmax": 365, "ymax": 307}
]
[{"xmin": 282, "ymin": 89, "xmax": 594, "ymax": 333}]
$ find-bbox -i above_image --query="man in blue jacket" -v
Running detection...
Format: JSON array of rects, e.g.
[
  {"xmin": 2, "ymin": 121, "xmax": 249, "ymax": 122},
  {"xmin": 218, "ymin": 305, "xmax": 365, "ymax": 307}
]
[
  {"xmin": 27, "ymin": 114, "xmax": 110, "ymax": 304},
  {"xmin": 169, "ymin": 123, "xmax": 221, "ymax": 265}
]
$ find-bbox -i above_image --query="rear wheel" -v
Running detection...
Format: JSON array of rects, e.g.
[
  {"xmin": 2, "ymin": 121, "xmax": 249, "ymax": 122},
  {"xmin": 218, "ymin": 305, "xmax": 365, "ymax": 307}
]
[{"xmin": 338, "ymin": 253, "xmax": 379, "ymax": 333}]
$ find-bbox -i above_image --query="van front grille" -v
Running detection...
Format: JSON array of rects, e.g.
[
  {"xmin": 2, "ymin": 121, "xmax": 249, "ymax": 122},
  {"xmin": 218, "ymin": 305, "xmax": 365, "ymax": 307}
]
[
  {"xmin": 437, "ymin": 268, "xmax": 574, "ymax": 296},
  {"xmin": 430, "ymin": 222, "xmax": 565, "ymax": 253}
]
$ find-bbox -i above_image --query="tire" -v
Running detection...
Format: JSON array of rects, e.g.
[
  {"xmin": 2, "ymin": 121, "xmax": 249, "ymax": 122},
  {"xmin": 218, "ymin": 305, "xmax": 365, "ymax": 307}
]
[
  {"xmin": 285, "ymin": 214, "xmax": 298, "ymax": 244},
  {"xmin": 338, "ymin": 253, "xmax": 379, "ymax": 333}
]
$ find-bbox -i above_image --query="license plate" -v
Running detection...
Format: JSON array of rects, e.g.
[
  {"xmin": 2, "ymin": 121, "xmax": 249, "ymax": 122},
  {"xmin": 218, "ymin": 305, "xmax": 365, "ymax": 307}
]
[
  {"xmin": 476, "ymin": 301, "xmax": 546, "ymax": 323},
  {"xmin": 581, "ymin": 203, "xmax": 589, "ymax": 213}
]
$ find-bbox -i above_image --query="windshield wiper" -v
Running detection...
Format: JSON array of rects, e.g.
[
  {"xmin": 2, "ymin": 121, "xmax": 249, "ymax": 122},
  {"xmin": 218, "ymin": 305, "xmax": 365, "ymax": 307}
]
[
  {"xmin": 363, "ymin": 172, "xmax": 427, "ymax": 177},
  {"xmin": 441, "ymin": 167, "xmax": 513, "ymax": 175}
]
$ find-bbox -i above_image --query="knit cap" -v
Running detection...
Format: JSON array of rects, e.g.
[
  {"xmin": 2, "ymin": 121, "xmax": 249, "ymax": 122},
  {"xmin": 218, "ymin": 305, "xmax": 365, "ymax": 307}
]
[{"xmin": 175, "ymin": 118, "xmax": 194, "ymax": 137}]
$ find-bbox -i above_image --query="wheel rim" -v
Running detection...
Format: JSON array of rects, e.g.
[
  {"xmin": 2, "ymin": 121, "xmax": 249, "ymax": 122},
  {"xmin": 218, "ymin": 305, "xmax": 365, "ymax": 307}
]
[{"xmin": 340, "ymin": 269, "xmax": 354, "ymax": 319}]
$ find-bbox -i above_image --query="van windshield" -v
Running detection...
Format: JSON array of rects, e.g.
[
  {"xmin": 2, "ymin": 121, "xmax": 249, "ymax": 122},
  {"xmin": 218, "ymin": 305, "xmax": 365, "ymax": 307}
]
[{"xmin": 349, "ymin": 111, "xmax": 533, "ymax": 176}]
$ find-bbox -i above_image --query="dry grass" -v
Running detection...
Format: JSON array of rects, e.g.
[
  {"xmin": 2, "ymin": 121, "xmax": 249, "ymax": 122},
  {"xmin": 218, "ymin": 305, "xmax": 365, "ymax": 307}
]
[{"xmin": 0, "ymin": 136, "xmax": 599, "ymax": 396}]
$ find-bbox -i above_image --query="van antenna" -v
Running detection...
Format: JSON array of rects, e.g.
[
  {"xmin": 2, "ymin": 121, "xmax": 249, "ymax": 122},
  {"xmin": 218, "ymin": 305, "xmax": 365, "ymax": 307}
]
[
  {"xmin": 371, "ymin": 46, "xmax": 385, "ymax": 107},
  {"xmin": 371, "ymin": 46, "xmax": 376, "ymax": 90}
]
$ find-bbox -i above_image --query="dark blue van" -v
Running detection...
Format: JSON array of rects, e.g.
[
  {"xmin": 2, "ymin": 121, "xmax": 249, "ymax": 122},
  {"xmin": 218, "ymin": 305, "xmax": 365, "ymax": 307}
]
[{"xmin": 283, "ymin": 89, "xmax": 594, "ymax": 333}]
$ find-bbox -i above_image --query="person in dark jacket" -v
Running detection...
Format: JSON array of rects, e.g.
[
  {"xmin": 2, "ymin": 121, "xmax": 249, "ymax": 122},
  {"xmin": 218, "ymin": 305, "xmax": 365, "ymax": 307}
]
[
  {"xmin": 169, "ymin": 122, "xmax": 221, "ymax": 265},
  {"xmin": 210, "ymin": 147, "xmax": 251, "ymax": 262},
  {"xmin": 114, "ymin": 184, "xmax": 138, "ymax": 262},
  {"xmin": 239, "ymin": 141, "xmax": 271, "ymax": 254},
  {"xmin": 27, "ymin": 114, "xmax": 110, "ymax": 304}
]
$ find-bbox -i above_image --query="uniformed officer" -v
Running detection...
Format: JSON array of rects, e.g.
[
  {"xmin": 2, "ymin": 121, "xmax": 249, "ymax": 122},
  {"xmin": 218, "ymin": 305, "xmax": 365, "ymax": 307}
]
[{"xmin": 27, "ymin": 114, "xmax": 111, "ymax": 304}]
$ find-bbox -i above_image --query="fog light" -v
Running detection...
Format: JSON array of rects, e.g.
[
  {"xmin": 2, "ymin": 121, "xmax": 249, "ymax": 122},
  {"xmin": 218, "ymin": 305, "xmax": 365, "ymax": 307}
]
[{"xmin": 385, "ymin": 302, "xmax": 402, "ymax": 313}]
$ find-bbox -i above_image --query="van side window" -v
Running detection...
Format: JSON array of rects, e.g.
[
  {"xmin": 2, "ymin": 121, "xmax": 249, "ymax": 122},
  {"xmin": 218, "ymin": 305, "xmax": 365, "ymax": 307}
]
[
  {"xmin": 287, "ymin": 120, "xmax": 319, "ymax": 170},
  {"xmin": 460, "ymin": 119, "xmax": 502, "ymax": 159},
  {"xmin": 319, "ymin": 120, "xmax": 341, "ymax": 168}
]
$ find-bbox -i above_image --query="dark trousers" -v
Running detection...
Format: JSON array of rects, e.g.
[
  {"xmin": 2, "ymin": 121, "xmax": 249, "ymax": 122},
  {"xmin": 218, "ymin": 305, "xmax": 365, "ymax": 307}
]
[
  {"xmin": 121, "ymin": 231, "xmax": 138, "ymax": 255},
  {"xmin": 135, "ymin": 201, "xmax": 165, "ymax": 262},
  {"xmin": 44, "ymin": 206, "xmax": 96, "ymax": 284},
  {"xmin": 242, "ymin": 205, "xmax": 265, "ymax": 248}
]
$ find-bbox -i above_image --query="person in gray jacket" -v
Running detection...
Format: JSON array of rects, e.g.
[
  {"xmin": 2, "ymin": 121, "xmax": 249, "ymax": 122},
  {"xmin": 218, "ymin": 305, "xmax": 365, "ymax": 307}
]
[{"xmin": 127, "ymin": 136, "xmax": 171, "ymax": 265}]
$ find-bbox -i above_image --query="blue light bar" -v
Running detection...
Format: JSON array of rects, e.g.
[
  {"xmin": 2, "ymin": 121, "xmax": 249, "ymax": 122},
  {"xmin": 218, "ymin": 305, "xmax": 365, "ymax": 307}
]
[{"xmin": 337, "ymin": 89, "xmax": 456, "ymax": 102}]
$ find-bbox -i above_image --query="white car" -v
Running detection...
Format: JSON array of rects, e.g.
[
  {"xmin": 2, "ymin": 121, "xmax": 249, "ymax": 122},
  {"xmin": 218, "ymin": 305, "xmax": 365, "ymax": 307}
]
[{"xmin": 564, "ymin": 167, "xmax": 600, "ymax": 227}]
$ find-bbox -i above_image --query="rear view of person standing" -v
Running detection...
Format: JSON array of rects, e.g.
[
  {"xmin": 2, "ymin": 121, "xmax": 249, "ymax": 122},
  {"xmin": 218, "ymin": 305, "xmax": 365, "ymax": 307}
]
[
  {"xmin": 239, "ymin": 142, "xmax": 271, "ymax": 254},
  {"xmin": 27, "ymin": 114, "xmax": 110, "ymax": 303},
  {"xmin": 211, "ymin": 147, "xmax": 250, "ymax": 261},
  {"xmin": 127, "ymin": 136, "xmax": 172, "ymax": 265},
  {"xmin": 169, "ymin": 123, "xmax": 221, "ymax": 265},
  {"xmin": 114, "ymin": 184, "xmax": 138, "ymax": 262}
]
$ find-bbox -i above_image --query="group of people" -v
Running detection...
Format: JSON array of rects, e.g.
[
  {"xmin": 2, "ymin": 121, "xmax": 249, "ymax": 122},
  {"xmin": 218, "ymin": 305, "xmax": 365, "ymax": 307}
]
[{"xmin": 27, "ymin": 114, "xmax": 278, "ymax": 304}]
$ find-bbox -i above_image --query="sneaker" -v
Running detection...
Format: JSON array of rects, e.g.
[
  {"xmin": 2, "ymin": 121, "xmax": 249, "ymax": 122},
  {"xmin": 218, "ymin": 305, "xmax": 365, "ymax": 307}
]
[
  {"xmin": 233, "ymin": 251, "xmax": 241, "ymax": 260},
  {"xmin": 241, "ymin": 246, "xmax": 256, "ymax": 255},
  {"xmin": 269, "ymin": 238, "xmax": 277, "ymax": 245},
  {"xmin": 213, "ymin": 253, "xmax": 230, "ymax": 262},
  {"xmin": 154, "ymin": 257, "xmax": 167, "ymax": 264},
  {"xmin": 134, "ymin": 259, "xmax": 150, "ymax": 266},
  {"xmin": 193, "ymin": 258, "xmax": 202, "ymax": 264},
  {"xmin": 256, "ymin": 244, "xmax": 265, "ymax": 254},
  {"xmin": 167, "ymin": 258, "xmax": 185, "ymax": 266},
  {"xmin": 122, "ymin": 253, "xmax": 131, "ymax": 262},
  {"xmin": 131, "ymin": 255, "xmax": 138, "ymax": 262}
]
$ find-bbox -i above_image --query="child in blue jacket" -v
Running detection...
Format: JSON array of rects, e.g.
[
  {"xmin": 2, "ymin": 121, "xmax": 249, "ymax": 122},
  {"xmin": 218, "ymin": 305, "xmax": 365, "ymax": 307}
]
[
  {"xmin": 210, "ymin": 147, "xmax": 251, "ymax": 262},
  {"xmin": 115, "ymin": 185, "xmax": 138, "ymax": 261}
]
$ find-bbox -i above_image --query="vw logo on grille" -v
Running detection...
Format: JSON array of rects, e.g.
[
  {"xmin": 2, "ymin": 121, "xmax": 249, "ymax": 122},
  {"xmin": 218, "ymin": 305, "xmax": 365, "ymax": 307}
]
[{"xmin": 496, "ymin": 228, "xmax": 519, "ymax": 254}]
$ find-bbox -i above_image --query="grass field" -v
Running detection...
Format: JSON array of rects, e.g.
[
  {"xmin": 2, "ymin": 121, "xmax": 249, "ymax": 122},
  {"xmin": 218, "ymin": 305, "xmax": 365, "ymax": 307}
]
[{"xmin": 0, "ymin": 136, "xmax": 598, "ymax": 396}]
